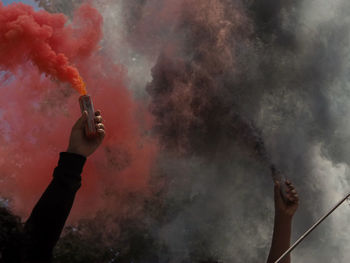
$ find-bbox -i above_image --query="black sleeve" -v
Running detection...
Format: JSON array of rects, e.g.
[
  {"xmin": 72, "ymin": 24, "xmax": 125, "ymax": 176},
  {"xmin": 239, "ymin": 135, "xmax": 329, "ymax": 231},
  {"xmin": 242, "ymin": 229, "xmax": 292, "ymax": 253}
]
[{"xmin": 23, "ymin": 152, "xmax": 86, "ymax": 262}]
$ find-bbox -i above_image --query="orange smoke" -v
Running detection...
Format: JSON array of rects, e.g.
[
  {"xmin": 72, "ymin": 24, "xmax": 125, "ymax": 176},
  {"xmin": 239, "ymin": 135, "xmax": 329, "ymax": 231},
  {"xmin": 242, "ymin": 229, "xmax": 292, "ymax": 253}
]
[{"xmin": 76, "ymin": 76, "xmax": 87, "ymax": 95}]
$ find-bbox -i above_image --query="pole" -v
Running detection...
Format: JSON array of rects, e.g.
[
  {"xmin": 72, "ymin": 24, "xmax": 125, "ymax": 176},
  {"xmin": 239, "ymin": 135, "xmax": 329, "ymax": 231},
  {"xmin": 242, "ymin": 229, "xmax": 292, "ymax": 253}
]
[{"xmin": 274, "ymin": 192, "xmax": 350, "ymax": 263}]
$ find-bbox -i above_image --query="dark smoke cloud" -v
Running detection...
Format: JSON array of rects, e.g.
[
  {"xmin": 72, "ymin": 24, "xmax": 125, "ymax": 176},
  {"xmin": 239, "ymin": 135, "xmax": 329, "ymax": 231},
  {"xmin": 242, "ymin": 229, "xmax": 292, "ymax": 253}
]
[{"xmin": 132, "ymin": 0, "xmax": 350, "ymax": 262}]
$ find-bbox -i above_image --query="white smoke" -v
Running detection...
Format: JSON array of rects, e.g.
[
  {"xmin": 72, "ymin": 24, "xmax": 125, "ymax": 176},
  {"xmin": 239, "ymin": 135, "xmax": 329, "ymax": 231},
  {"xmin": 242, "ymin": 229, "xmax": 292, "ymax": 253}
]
[
  {"xmin": 97, "ymin": 0, "xmax": 350, "ymax": 262},
  {"xmin": 35, "ymin": 0, "xmax": 350, "ymax": 262}
]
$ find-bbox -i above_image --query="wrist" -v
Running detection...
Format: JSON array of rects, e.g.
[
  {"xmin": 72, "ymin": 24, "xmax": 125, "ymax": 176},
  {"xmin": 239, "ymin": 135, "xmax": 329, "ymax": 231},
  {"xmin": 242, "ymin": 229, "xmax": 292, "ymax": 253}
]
[
  {"xmin": 275, "ymin": 211, "xmax": 294, "ymax": 222},
  {"xmin": 66, "ymin": 147, "xmax": 87, "ymax": 158}
]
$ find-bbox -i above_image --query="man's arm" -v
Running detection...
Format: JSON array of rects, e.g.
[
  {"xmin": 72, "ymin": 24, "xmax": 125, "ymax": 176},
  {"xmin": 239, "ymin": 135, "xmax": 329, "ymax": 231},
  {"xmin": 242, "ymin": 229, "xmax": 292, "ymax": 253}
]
[
  {"xmin": 267, "ymin": 180, "xmax": 299, "ymax": 263},
  {"xmin": 24, "ymin": 111, "xmax": 105, "ymax": 262}
]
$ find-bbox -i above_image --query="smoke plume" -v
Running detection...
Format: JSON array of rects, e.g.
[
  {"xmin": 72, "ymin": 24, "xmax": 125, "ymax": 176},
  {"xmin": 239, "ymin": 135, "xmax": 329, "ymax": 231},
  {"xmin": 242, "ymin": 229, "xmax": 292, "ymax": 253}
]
[
  {"xmin": 0, "ymin": 2, "xmax": 99, "ymax": 94},
  {"xmin": 0, "ymin": 2, "xmax": 157, "ymax": 225},
  {"xmin": 9, "ymin": 0, "xmax": 350, "ymax": 262},
  {"xmin": 99, "ymin": 0, "xmax": 350, "ymax": 262}
]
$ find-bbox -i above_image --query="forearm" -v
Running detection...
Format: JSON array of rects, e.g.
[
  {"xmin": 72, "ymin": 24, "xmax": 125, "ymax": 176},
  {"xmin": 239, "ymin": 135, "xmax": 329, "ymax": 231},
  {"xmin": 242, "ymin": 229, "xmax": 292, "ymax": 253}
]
[
  {"xmin": 24, "ymin": 152, "xmax": 85, "ymax": 260},
  {"xmin": 267, "ymin": 214, "xmax": 293, "ymax": 263}
]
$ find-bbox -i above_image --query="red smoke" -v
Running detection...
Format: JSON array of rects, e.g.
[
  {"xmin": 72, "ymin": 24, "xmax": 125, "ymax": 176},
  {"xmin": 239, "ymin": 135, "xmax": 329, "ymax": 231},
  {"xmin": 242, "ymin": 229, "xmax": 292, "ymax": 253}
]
[
  {"xmin": 0, "ymin": 2, "xmax": 101, "ymax": 94},
  {"xmin": 0, "ymin": 3, "xmax": 157, "ymax": 220}
]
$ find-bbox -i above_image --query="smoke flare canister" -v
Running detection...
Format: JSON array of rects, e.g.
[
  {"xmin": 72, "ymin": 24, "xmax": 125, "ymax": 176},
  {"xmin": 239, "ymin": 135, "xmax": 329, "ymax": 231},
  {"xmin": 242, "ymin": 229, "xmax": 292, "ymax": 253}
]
[{"xmin": 79, "ymin": 95, "xmax": 97, "ymax": 138}]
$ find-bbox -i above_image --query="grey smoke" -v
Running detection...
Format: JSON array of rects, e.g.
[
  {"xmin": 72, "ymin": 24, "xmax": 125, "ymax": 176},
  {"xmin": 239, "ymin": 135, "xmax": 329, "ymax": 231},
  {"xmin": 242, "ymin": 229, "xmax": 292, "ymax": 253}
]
[{"xmin": 39, "ymin": 0, "xmax": 350, "ymax": 262}]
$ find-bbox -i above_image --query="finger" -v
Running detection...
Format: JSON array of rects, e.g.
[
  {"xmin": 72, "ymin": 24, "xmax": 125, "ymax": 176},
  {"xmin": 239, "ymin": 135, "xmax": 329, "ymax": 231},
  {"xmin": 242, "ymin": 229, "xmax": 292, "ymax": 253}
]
[
  {"xmin": 286, "ymin": 198, "xmax": 294, "ymax": 204},
  {"xmin": 289, "ymin": 199, "xmax": 298, "ymax": 204},
  {"xmin": 290, "ymin": 198, "xmax": 299, "ymax": 204},
  {"xmin": 287, "ymin": 184, "xmax": 295, "ymax": 191},
  {"xmin": 288, "ymin": 194, "xmax": 297, "ymax": 201},
  {"xmin": 95, "ymin": 110, "xmax": 101, "ymax": 116},
  {"xmin": 287, "ymin": 195, "xmax": 298, "ymax": 203},
  {"xmin": 96, "ymin": 123, "xmax": 105, "ymax": 130},
  {"xmin": 286, "ymin": 184, "xmax": 296, "ymax": 191},
  {"xmin": 94, "ymin": 115, "xmax": 103, "ymax": 123},
  {"xmin": 291, "ymin": 189, "xmax": 297, "ymax": 195},
  {"xmin": 289, "ymin": 187, "xmax": 296, "ymax": 195},
  {"xmin": 97, "ymin": 128, "xmax": 105, "ymax": 139},
  {"xmin": 289, "ymin": 189, "xmax": 298, "ymax": 196},
  {"xmin": 290, "ymin": 194, "xmax": 299, "ymax": 203}
]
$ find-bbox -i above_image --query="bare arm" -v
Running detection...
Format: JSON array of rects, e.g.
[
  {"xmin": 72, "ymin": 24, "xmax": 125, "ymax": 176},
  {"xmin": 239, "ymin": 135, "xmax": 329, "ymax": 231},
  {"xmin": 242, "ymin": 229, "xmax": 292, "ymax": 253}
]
[{"xmin": 267, "ymin": 180, "xmax": 299, "ymax": 263}]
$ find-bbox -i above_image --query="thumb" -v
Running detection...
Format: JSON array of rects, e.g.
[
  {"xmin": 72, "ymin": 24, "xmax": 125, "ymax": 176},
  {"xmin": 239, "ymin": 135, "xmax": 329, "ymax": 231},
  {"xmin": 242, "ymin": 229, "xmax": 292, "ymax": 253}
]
[
  {"xmin": 74, "ymin": 111, "xmax": 88, "ymax": 130},
  {"xmin": 274, "ymin": 180, "xmax": 282, "ymax": 202}
]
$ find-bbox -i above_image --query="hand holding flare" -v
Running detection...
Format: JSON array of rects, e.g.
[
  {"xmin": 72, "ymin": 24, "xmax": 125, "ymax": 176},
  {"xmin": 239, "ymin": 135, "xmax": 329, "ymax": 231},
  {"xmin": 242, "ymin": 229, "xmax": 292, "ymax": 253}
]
[{"xmin": 67, "ymin": 109, "xmax": 105, "ymax": 157}]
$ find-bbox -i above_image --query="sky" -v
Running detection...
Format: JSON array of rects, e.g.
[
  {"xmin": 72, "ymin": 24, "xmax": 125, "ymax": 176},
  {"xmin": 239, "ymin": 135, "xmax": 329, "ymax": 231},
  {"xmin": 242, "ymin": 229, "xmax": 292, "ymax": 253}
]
[{"xmin": 1, "ymin": 0, "xmax": 38, "ymax": 8}]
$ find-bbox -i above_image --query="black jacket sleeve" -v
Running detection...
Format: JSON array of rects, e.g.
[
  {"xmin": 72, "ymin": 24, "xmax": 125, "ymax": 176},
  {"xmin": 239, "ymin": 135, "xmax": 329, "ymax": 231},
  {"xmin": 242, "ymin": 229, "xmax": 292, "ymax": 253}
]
[{"xmin": 23, "ymin": 152, "xmax": 86, "ymax": 262}]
